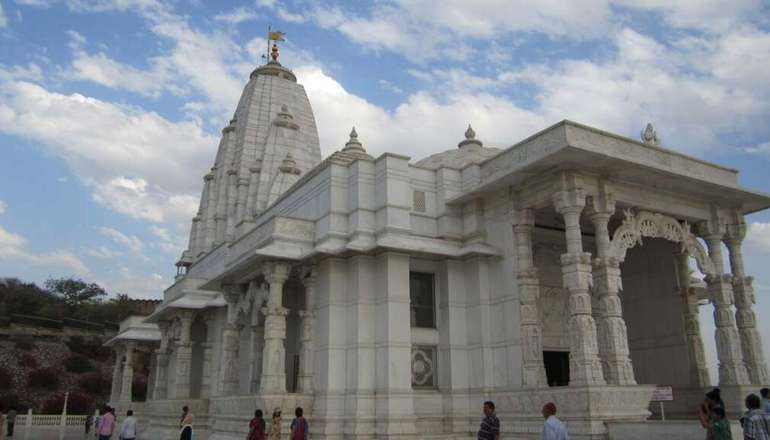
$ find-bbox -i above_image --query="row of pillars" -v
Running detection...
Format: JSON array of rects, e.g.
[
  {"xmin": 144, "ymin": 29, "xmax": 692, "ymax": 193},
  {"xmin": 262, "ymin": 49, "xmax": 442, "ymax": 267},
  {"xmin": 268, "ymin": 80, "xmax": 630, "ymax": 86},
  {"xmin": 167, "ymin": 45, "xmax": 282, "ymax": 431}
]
[
  {"xmin": 151, "ymin": 262, "xmax": 316, "ymax": 400},
  {"xmin": 516, "ymin": 178, "xmax": 768, "ymax": 388}
]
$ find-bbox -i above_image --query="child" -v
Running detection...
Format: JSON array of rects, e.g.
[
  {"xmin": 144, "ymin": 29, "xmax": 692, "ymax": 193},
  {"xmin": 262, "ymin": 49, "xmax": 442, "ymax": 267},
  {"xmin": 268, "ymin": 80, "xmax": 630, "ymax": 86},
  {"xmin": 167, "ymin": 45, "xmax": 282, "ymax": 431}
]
[{"xmin": 711, "ymin": 407, "xmax": 732, "ymax": 440}]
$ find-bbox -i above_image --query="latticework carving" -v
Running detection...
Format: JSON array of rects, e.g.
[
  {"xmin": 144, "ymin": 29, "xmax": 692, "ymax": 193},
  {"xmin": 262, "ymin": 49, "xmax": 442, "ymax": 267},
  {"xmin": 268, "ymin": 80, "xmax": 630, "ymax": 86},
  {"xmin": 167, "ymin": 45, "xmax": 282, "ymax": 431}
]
[{"xmin": 609, "ymin": 210, "xmax": 716, "ymax": 276}]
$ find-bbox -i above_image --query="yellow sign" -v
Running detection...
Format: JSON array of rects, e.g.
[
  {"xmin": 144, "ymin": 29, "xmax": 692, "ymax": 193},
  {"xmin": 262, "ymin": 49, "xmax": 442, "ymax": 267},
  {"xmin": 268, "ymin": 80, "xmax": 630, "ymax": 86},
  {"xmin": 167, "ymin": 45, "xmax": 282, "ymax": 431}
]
[{"xmin": 268, "ymin": 31, "xmax": 285, "ymax": 41}]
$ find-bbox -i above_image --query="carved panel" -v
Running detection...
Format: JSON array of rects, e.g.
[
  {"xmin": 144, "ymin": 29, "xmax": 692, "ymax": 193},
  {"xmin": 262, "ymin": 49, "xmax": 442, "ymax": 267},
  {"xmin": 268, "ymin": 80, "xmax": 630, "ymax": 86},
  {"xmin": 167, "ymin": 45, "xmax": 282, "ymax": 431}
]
[
  {"xmin": 411, "ymin": 345, "xmax": 436, "ymax": 388},
  {"xmin": 539, "ymin": 287, "xmax": 570, "ymax": 350}
]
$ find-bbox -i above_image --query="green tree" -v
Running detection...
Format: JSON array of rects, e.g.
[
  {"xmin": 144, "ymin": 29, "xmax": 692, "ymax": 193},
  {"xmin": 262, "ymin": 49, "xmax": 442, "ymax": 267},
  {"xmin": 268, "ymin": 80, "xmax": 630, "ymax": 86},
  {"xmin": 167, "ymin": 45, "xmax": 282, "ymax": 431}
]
[{"xmin": 44, "ymin": 277, "xmax": 107, "ymax": 308}]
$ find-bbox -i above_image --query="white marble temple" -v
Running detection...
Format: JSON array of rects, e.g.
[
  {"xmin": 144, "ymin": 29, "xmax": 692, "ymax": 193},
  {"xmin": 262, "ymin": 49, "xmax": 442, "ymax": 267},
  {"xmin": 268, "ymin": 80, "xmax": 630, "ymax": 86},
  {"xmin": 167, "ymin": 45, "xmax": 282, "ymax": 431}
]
[{"xmin": 109, "ymin": 51, "xmax": 770, "ymax": 440}]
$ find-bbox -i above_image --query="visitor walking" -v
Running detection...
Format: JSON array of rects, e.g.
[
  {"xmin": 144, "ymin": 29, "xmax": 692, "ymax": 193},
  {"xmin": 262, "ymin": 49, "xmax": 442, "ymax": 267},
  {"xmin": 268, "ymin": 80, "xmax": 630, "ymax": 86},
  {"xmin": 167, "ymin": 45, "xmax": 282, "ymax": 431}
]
[
  {"xmin": 246, "ymin": 409, "xmax": 267, "ymax": 440},
  {"xmin": 742, "ymin": 394, "xmax": 770, "ymax": 440},
  {"xmin": 94, "ymin": 410, "xmax": 102, "ymax": 438},
  {"xmin": 541, "ymin": 402, "xmax": 569, "ymax": 440},
  {"xmin": 710, "ymin": 407, "xmax": 732, "ymax": 440},
  {"xmin": 269, "ymin": 408, "xmax": 282, "ymax": 440},
  {"xmin": 179, "ymin": 412, "xmax": 194, "ymax": 440},
  {"xmin": 248, "ymin": 409, "xmax": 266, "ymax": 440},
  {"xmin": 180, "ymin": 406, "xmax": 189, "ymax": 429},
  {"xmin": 290, "ymin": 407, "xmax": 308, "ymax": 440},
  {"xmin": 98, "ymin": 406, "xmax": 116, "ymax": 440},
  {"xmin": 118, "ymin": 410, "xmax": 136, "ymax": 440},
  {"xmin": 761, "ymin": 389, "xmax": 770, "ymax": 414},
  {"xmin": 86, "ymin": 414, "xmax": 94, "ymax": 435},
  {"xmin": 6, "ymin": 408, "xmax": 15, "ymax": 437},
  {"xmin": 701, "ymin": 388, "xmax": 726, "ymax": 439},
  {"xmin": 477, "ymin": 401, "xmax": 500, "ymax": 440}
]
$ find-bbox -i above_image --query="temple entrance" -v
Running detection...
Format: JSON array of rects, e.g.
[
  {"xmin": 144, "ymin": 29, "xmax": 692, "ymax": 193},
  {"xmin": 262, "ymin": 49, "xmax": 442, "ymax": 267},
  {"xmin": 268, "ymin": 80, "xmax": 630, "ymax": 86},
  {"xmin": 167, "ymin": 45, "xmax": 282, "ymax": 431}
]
[
  {"xmin": 621, "ymin": 238, "xmax": 692, "ymax": 385},
  {"xmin": 543, "ymin": 351, "xmax": 570, "ymax": 386}
]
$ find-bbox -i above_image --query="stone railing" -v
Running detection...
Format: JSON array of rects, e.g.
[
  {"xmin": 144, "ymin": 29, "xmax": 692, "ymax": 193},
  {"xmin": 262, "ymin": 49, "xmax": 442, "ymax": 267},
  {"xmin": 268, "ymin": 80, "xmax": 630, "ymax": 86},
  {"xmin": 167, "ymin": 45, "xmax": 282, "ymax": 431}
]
[{"xmin": 16, "ymin": 414, "xmax": 88, "ymax": 426}]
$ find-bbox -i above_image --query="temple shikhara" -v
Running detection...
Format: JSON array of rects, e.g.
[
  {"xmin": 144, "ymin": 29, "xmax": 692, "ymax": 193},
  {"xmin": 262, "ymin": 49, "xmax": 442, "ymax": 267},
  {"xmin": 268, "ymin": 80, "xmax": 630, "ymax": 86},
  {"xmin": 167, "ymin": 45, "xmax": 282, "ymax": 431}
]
[{"xmin": 106, "ymin": 43, "xmax": 770, "ymax": 439}]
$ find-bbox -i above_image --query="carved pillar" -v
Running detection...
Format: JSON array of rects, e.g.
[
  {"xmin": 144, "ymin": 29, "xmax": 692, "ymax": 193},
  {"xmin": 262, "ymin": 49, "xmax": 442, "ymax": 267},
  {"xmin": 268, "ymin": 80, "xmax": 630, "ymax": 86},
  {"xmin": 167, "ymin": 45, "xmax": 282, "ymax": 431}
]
[
  {"xmin": 260, "ymin": 262, "xmax": 291, "ymax": 394},
  {"xmin": 512, "ymin": 208, "xmax": 547, "ymax": 387},
  {"xmin": 221, "ymin": 287, "xmax": 243, "ymax": 395},
  {"xmin": 553, "ymin": 182, "xmax": 605, "ymax": 386},
  {"xmin": 249, "ymin": 323, "xmax": 264, "ymax": 393},
  {"xmin": 153, "ymin": 321, "xmax": 170, "ymax": 400},
  {"xmin": 726, "ymin": 221, "xmax": 769, "ymax": 385},
  {"xmin": 120, "ymin": 342, "xmax": 135, "ymax": 402},
  {"xmin": 675, "ymin": 252, "xmax": 711, "ymax": 386},
  {"xmin": 298, "ymin": 268, "xmax": 317, "ymax": 393},
  {"xmin": 587, "ymin": 190, "xmax": 635, "ymax": 385},
  {"xmin": 699, "ymin": 220, "xmax": 750, "ymax": 385},
  {"xmin": 110, "ymin": 346, "xmax": 123, "ymax": 404},
  {"xmin": 200, "ymin": 313, "xmax": 215, "ymax": 397},
  {"xmin": 174, "ymin": 310, "xmax": 195, "ymax": 398}
]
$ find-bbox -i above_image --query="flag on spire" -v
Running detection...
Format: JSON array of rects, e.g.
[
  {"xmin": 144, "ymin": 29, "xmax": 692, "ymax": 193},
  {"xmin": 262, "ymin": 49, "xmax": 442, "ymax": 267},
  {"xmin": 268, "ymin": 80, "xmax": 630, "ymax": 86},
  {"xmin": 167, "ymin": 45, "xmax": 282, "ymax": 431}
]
[{"xmin": 268, "ymin": 30, "xmax": 285, "ymax": 41}]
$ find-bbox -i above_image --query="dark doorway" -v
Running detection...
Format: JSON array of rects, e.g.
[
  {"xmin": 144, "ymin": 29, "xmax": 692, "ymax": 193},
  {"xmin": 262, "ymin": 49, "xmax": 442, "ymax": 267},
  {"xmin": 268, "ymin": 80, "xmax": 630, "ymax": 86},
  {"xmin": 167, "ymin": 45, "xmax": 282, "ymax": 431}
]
[{"xmin": 543, "ymin": 351, "xmax": 570, "ymax": 386}]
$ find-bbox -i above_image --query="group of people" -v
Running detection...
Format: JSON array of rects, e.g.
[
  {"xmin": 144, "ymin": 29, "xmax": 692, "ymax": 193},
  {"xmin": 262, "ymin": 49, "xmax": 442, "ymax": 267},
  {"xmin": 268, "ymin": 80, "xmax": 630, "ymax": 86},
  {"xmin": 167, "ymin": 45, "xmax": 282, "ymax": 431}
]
[
  {"xmin": 84, "ymin": 406, "xmax": 136, "ymax": 440},
  {"xmin": 476, "ymin": 400, "xmax": 569, "ymax": 440},
  {"xmin": 699, "ymin": 387, "xmax": 770, "ymax": 440},
  {"xmin": 246, "ymin": 407, "xmax": 308, "ymax": 440}
]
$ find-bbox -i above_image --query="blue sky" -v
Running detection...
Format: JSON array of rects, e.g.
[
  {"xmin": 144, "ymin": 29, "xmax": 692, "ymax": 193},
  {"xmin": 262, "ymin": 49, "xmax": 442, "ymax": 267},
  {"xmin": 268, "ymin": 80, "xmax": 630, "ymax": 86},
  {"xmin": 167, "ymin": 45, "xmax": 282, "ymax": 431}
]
[{"xmin": 1, "ymin": 0, "xmax": 770, "ymax": 383}]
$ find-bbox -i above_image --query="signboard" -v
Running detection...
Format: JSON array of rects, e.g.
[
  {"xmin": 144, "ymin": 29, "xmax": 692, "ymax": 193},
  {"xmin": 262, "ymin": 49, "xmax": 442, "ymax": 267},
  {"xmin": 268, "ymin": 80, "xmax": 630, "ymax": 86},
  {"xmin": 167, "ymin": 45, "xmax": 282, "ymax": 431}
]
[{"xmin": 652, "ymin": 386, "xmax": 674, "ymax": 402}]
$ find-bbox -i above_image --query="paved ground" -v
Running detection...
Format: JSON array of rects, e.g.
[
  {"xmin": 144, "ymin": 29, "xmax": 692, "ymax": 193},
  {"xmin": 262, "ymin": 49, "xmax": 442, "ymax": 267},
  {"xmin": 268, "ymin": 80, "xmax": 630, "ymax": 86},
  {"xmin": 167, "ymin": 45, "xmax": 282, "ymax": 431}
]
[{"xmin": 10, "ymin": 426, "xmax": 94, "ymax": 440}]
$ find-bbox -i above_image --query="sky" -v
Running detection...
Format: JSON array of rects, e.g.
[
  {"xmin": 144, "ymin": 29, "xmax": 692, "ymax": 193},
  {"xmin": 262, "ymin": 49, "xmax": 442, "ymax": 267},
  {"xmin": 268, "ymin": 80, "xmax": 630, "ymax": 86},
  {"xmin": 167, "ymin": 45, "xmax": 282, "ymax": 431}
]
[{"xmin": 1, "ymin": 0, "xmax": 770, "ymax": 385}]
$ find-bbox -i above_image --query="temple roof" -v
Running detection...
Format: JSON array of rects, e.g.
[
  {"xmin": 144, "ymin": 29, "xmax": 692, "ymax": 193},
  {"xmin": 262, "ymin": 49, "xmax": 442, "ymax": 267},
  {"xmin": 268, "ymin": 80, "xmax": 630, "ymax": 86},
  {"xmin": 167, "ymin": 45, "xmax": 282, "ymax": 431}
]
[{"xmin": 415, "ymin": 125, "xmax": 501, "ymax": 170}]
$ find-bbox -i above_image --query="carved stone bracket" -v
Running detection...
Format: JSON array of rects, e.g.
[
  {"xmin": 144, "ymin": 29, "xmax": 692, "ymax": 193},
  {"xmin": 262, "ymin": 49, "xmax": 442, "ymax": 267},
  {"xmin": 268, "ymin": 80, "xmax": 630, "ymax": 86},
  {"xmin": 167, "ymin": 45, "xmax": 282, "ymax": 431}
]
[{"xmin": 609, "ymin": 210, "xmax": 716, "ymax": 277}]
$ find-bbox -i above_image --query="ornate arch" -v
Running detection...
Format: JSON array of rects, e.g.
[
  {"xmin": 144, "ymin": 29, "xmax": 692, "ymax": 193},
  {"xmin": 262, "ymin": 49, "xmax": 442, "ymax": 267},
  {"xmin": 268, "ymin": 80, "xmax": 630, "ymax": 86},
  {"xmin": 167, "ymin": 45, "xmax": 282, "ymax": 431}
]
[{"xmin": 608, "ymin": 210, "xmax": 716, "ymax": 277}]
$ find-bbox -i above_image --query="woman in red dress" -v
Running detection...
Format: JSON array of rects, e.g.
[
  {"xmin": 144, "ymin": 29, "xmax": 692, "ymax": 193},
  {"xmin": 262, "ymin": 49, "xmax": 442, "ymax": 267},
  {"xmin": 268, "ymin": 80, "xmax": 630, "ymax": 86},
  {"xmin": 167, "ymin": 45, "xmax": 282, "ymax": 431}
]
[{"xmin": 248, "ymin": 409, "xmax": 266, "ymax": 440}]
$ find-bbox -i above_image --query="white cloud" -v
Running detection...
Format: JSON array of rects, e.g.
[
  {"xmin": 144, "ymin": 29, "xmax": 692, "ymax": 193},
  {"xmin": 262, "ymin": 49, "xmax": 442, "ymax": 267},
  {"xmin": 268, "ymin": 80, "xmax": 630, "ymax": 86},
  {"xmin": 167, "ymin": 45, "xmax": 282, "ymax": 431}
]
[
  {"xmin": 0, "ymin": 80, "xmax": 215, "ymax": 222},
  {"xmin": 98, "ymin": 226, "xmax": 144, "ymax": 255},
  {"xmin": 213, "ymin": 6, "xmax": 258, "ymax": 24},
  {"xmin": 0, "ymin": 200, "xmax": 6, "ymax": 215},
  {"xmin": 747, "ymin": 222, "xmax": 770, "ymax": 253},
  {"xmin": 150, "ymin": 225, "xmax": 185, "ymax": 255},
  {"xmin": 0, "ymin": 224, "xmax": 90, "ymax": 275},
  {"xmin": 68, "ymin": 50, "xmax": 171, "ymax": 97},
  {"xmin": 84, "ymin": 245, "xmax": 122, "ymax": 259},
  {"xmin": 0, "ymin": 3, "xmax": 8, "ymax": 29},
  {"xmin": 378, "ymin": 79, "xmax": 402, "ymax": 94},
  {"xmin": 14, "ymin": 0, "xmax": 54, "ymax": 6},
  {"xmin": 99, "ymin": 267, "xmax": 166, "ymax": 298},
  {"xmin": 276, "ymin": 7, "xmax": 305, "ymax": 23}
]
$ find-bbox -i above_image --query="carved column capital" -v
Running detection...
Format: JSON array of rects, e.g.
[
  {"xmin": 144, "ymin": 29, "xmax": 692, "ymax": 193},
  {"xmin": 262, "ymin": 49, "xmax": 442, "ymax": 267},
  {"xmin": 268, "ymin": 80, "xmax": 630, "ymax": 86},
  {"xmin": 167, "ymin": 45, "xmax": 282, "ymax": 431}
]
[
  {"xmin": 511, "ymin": 207, "xmax": 535, "ymax": 228},
  {"xmin": 265, "ymin": 261, "xmax": 291, "ymax": 285},
  {"xmin": 552, "ymin": 188, "xmax": 586, "ymax": 215}
]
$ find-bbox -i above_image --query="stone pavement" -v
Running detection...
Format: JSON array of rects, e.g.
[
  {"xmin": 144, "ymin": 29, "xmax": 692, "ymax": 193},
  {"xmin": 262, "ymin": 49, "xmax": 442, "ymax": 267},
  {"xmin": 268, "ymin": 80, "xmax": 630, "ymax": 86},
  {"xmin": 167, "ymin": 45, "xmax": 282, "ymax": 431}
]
[{"xmin": 11, "ymin": 426, "xmax": 94, "ymax": 440}]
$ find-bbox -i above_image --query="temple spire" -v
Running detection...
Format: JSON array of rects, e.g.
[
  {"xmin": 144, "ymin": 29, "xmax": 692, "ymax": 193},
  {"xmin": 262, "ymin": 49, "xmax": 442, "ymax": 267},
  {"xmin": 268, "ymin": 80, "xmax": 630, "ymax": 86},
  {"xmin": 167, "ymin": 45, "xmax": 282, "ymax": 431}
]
[
  {"xmin": 458, "ymin": 124, "xmax": 483, "ymax": 148},
  {"xmin": 342, "ymin": 127, "xmax": 367, "ymax": 154}
]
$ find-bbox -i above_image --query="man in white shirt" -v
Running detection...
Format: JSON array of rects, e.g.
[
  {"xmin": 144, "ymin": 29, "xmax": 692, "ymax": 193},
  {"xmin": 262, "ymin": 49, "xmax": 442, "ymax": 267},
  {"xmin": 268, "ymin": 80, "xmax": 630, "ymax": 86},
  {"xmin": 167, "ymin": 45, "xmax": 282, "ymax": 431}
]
[
  {"xmin": 541, "ymin": 402, "xmax": 569, "ymax": 440},
  {"xmin": 118, "ymin": 410, "xmax": 137, "ymax": 440}
]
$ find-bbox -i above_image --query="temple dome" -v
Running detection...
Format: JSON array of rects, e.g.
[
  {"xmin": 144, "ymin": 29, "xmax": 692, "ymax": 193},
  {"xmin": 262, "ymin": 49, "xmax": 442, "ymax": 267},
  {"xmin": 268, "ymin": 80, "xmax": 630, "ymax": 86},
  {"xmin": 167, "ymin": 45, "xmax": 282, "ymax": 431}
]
[
  {"xmin": 180, "ymin": 55, "xmax": 322, "ymax": 263},
  {"xmin": 414, "ymin": 125, "xmax": 500, "ymax": 170}
]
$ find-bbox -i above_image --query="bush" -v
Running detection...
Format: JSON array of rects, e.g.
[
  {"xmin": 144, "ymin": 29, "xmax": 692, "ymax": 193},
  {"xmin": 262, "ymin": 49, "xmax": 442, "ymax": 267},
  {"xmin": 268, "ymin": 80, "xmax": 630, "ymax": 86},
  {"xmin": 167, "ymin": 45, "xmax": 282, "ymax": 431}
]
[
  {"xmin": 0, "ymin": 394, "xmax": 29, "ymax": 413},
  {"xmin": 28, "ymin": 367, "xmax": 60, "ymax": 388},
  {"xmin": 0, "ymin": 368, "xmax": 11, "ymax": 390},
  {"xmin": 65, "ymin": 354, "xmax": 94, "ymax": 373},
  {"xmin": 19, "ymin": 353, "xmax": 37, "ymax": 368},
  {"xmin": 66, "ymin": 335, "xmax": 86, "ymax": 354},
  {"xmin": 77, "ymin": 373, "xmax": 111, "ymax": 395},
  {"xmin": 41, "ymin": 392, "xmax": 93, "ymax": 415},
  {"xmin": 14, "ymin": 340, "xmax": 35, "ymax": 351}
]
